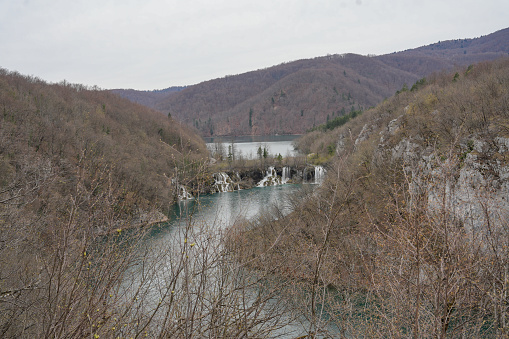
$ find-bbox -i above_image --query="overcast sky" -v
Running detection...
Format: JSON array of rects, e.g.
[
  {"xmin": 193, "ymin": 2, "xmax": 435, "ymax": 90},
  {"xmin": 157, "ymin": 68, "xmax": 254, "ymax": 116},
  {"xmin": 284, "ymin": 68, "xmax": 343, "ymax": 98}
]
[{"xmin": 1, "ymin": 0, "xmax": 507, "ymax": 90}]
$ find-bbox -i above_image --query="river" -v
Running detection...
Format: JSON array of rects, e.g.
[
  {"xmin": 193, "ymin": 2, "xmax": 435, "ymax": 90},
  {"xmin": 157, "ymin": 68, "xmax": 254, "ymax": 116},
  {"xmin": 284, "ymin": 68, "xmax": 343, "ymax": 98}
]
[{"xmin": 169, "ymin": 184, "xmax": 300, "ymax": 228}]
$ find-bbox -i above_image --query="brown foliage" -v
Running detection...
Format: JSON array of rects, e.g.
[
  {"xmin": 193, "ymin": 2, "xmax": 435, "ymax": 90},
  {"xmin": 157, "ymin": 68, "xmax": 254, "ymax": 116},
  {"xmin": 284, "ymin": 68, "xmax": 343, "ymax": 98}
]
[
  {"xmin": 0, "ymin": 69, "xmax": 208, "ymax": 214},
  {"xmin": 153, "ymin": 54, "xmax": 418, "ymax": 137},
  {"xmin": 1, "ymin": 69, "xmax": 303, "ymax": 338},
  {"xmin": 233, "ymin": 57, "xmax": 509, "ymax": 337}
]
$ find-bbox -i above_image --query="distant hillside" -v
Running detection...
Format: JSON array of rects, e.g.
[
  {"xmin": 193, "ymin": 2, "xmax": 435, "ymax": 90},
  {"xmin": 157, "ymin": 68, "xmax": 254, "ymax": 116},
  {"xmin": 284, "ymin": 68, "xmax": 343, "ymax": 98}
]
[
  {"xmin": 158, "ymin": 54, "xmax": 422, "ymax": 136},
  {"xmin": 110, "ymin": 86, "xmax": 185, "ymax": 108},
  {"xmin": 376, "ymin": 27, "xmax": 509, "ymax": 77},
  {"xmin": 113, "ymin": 27, "xmax": 509, "ymax": 137}
]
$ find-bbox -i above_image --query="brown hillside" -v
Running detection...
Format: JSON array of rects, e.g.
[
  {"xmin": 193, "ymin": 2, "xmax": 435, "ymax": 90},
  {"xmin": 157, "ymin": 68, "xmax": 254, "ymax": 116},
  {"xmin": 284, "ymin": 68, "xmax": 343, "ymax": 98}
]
[
  {"xmin": 110, "ymin": 86, "xmax": 185, "ymax": 109},
  {"xmin": 113, "ymin": 27, "xmax": 509, "ymax": 137},
  {"xmin": 156, "ymin": 54, "xmax": 419, "ymax": 136},
  {"xmin": 235, "ymin": 57, "xmax": 509, "ymax": 337},
  {"xmin": 0, "ymin": 69, "xmax": 208, "ymax": 225},
  {"xmin": 377, "ymin": 27, "xmax": 509, "ymax": 77}
]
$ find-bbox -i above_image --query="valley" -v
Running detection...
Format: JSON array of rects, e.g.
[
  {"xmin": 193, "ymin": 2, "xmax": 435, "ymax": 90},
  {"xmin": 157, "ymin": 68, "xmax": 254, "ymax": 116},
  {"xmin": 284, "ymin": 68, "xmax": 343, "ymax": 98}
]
[{"xmin": 1, "ymin": 25, "xmax": 509, "ymax": 338}]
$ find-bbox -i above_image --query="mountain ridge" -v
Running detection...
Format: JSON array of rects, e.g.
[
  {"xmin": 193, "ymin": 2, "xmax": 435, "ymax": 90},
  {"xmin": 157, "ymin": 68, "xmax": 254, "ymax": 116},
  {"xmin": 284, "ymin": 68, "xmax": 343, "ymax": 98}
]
[{"xmin": 112, "ymin": 27, "xmax": 509, "ymax": 136}]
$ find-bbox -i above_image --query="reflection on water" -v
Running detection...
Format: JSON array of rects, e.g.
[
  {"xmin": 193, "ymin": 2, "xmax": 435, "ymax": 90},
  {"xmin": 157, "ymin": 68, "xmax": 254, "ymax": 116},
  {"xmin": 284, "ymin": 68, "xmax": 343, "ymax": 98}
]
[{"xmin": 169, "ymin": 184, "xmax": 301, "ymax": 230}]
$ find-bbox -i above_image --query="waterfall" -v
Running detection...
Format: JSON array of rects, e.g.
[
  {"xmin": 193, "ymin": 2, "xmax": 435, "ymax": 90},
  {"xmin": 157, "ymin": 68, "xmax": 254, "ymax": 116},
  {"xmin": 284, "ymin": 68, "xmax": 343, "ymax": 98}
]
[
  {"xmin": 314, "ymin": 165, "xmax": 326, "ymax": 184},
  {"xmin": 282, "ymin": 166, "xmax": 290, "ymax": 184},
  {"xmin": 212, "ymin": 172, "xmax": 234, "ymax": 193},
  {"xmin": 178, "ymin": 185, "xmax": 193, "ymax": 200},
  {"xmin": 257, "ymin": 166, "xmax": 282, "ymax": 187}
]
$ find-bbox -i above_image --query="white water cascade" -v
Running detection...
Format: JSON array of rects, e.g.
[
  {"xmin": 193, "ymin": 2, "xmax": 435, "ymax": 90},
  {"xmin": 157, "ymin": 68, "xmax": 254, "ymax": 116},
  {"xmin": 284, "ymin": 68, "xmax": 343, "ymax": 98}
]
[
  {"xmin": 314, "ymin": 165, "xmax": 326, "ymax": 184},
  {"xmin": 178, "ymin": 185, "xmax": 193, "ymax": 200},
  {"xmin": 212, "ymin": 172, "xmax": 234, "ymax": 193},
  {"xmin": 282, "ymin": 166, "xmax": 291, "ymax": 184},
  {"xmin": 257, "ymin": 167, "xmax": 283, "ymax": 187}
]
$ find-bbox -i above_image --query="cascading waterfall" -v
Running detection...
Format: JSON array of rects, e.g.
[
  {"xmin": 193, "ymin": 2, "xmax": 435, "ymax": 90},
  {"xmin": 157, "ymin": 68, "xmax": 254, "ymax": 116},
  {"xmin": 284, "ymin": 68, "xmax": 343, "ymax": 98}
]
[
  {"xmin": 314, "ymin": 165, "xmax": 326, "ymax": 184},
  {"xmin": 235, "ymin": 172, "xmax": 241, "ymax": 191},
  {"xmin": 178, "ymin": 185, "xmax": 193, "ymax": 200},
  {"xmin": 208, "ymin": 166, "xmax": 319, "ymax": 193},
  {"xmin": 212, "ymin": 172, "xmax": 234, "ymax": 193},
  {"xmin": 282, "ymin": 166, "xmax": 290, "ymax": 184},
  {"xmin": 257, "ymin": 167, "xmax": 281, "ymax": 187}
]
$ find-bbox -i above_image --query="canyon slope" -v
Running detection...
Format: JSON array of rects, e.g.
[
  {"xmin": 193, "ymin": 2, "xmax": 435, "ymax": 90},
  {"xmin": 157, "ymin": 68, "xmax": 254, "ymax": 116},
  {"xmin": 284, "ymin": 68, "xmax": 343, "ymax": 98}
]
[
  {"xmin": 0, "ymin": 70, "xmax": 208, "ymax": 230},
  {"xmin": 235, "ymin": 57, "xmax": 509, "ymax": 337}
]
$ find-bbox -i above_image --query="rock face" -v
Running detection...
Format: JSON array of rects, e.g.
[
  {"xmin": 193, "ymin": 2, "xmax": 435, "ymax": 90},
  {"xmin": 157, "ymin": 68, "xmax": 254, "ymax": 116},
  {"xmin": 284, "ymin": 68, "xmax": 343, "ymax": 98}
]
[
  {"xmin": 452, "ymin": 138, "xmax": 509, "ymax": 231},
  {"xmin": 379, "ymin": 127, "xmax": 509, "ymax": 232},
  {"xmin": 355, "ymin": 124, "xmax": 372, "ymax": 146}
]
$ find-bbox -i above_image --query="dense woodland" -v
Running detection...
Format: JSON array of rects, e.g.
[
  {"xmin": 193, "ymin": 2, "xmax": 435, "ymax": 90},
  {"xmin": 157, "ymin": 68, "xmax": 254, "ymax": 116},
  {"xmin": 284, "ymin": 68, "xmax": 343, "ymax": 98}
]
[
  {"xmin": 235, "ymin": 57, "xmax": 509, "ymax": 337},
  {"xmin": 154, "ymin": 53, "xmax": 417, "ymax": 136},
  {"xmin": 378, "ymin": 27, "xmax": 509, "ymax": 76},
  {"xmin": 114, "ymin": 28, "xmax": 509, "ymax": 137},
  {"xmin": 110, "ymin": 86, "xmax": 186, "ymax": 110}
]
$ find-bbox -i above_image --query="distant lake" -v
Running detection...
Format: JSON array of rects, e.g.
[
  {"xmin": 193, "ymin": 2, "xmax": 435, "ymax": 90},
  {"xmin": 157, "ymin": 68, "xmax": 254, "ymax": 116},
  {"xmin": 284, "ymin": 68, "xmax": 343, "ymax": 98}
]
[{"xmin": 204, "ymin": 135, "xmax": 302, "ymax": 159}]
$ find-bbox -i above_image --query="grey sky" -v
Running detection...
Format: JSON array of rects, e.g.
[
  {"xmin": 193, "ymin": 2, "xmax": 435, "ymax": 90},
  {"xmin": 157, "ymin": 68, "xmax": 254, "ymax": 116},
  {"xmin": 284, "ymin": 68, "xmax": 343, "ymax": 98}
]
[{"xmin": 1, "ymin": 0, "xmax": 507, "ymax": 90}]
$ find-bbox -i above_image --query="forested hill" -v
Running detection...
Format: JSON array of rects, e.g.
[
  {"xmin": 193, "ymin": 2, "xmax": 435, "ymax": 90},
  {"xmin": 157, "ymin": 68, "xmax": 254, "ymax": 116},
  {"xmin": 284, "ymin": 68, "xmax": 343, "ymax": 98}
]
[
  {"xmin": 0, "ymin": 69, "xmax": 208, "ymax": 232},
  {"xmin": 112, "ymin": 27, "xmax": 509, "ymax": 137},
  {"xmin": 376, "ymin": 27, "xmax": 509, "ymax": 77},
  {"xmin": 156, "ymin": 54, "xmax": 419, "ymax": 136},
  {"xmin": 110, "ymin": 86, "xmax": 186, "ymax": 109},
  {"xmin": 0, "ymin": 69, "xmax": 210, "ymax": 337}
]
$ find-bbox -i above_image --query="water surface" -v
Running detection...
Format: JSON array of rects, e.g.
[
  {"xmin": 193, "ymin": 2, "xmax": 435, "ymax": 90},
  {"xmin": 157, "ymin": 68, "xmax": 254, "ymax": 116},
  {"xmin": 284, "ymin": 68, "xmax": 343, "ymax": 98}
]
[
  {"xmin": 165, "ymin": 184, "xmax": 302, "ymax": 233},
  {"xmin": 204, "ymin": 135, "xmax": 301, "ymax": 160}
]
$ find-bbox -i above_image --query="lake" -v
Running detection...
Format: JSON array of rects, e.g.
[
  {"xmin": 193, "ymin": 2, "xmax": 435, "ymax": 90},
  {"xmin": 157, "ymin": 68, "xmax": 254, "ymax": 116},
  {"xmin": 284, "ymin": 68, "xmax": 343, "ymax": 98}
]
[{"xmin": 204, "ymin": 134, "xmax": 301, "ymax": 160}]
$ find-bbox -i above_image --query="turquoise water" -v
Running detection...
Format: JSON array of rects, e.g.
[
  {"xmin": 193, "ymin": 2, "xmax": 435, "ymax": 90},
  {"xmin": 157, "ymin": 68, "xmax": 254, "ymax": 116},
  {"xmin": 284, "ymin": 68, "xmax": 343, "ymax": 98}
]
[
  {"xmin": 159, "ymin": 184, "xmax": 303, "ymax": 236},
  {"xmin": 143, "ymin": 184, "xmax": 305, "ymax": 258},
  {"xmin": 142, "ymin": 184, "xmax": 307, "ymax": 335}
]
